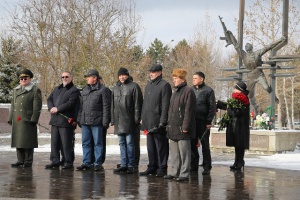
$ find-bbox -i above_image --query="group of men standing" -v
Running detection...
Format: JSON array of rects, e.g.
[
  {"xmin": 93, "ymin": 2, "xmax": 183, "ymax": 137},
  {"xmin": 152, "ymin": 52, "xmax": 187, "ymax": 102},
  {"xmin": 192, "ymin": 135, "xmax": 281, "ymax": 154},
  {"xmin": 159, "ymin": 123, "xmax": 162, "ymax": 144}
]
[{"xmin": 8, "ymin": 64, "xmax": 216, "ymax": 181}]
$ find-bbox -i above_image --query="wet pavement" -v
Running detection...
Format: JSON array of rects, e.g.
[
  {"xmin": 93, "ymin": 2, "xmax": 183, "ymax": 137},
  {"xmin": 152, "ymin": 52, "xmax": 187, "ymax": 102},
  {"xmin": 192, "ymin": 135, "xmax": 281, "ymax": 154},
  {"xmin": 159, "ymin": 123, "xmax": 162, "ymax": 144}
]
[{"xmin": 0, "ymin": 151, "xmax": 300, "ymax": 200}]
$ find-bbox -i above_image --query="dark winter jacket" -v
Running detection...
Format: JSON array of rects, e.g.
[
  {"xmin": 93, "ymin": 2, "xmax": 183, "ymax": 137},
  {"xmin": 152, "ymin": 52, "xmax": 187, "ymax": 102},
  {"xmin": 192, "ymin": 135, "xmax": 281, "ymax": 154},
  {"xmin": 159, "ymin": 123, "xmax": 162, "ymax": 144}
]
[
  {"xmin": 8, "ymin": 83, "xmax": 42, "ymax": 148},
  {"xmin": 78, "ymin": 82, "xmax": 111, "ymax": 126},
  {"xmin": 141, "ymin": 75, "xmax": 172, "ymax": 131},
  {"xmin": 47, "ymin": 81, "xmax": 80, "ymax": 128},
  {"xmin": 192, "ymin": 83, "xmax": 216, "ymax": 124},
  {"xmin": 111, "ymin": 79, "xmax": 143, "ymax": 134},
  {"xmin": 166, "ymin": 82, "xmax": 196, "ymax": 140},
  {"xmin": 217, "ymin": 100, "xmax": 250, "ymax": 149}
]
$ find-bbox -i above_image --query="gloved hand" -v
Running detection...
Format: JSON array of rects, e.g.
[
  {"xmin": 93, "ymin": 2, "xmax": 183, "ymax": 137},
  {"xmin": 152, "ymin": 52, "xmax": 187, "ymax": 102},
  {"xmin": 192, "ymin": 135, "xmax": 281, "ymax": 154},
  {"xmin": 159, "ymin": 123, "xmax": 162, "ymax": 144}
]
[
  {"xmin": 103, "ymin": 124, "xmax": 109, "ymax": 129},
  {"xmin": 25, "ymin": 120, "xmax": 37, "ymax": 125},
  {"xmin": 72, "ymin": 122, "xmax": 77, "ymax": 130},
  {"xmin": 158, "ymin": 123, "xmax": 167, "ymax": 132}
]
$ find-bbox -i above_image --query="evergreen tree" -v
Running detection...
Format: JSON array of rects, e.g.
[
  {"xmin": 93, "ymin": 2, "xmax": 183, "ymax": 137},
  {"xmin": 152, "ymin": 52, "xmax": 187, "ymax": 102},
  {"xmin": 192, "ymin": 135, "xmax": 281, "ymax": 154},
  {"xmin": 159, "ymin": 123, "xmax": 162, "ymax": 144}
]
[
  {"xmin": 0, "ymin": 37, "xmax": 23, "ymax": 103},
  {"xmin": 146, "ymin": 38, "xmax": 170, "ymax": 64}
]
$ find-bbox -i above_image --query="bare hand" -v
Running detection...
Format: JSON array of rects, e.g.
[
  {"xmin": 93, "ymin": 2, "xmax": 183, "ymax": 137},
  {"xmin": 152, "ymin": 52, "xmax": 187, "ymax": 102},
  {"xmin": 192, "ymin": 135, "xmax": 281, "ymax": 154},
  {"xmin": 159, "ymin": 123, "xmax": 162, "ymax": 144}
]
[
  {"xmin": 50, "ymin": 107, "xmax": 58, "ymax": 114},
  {"xmin": 206, "ymin": 125, "xmax": 212, "ymax": 129}
]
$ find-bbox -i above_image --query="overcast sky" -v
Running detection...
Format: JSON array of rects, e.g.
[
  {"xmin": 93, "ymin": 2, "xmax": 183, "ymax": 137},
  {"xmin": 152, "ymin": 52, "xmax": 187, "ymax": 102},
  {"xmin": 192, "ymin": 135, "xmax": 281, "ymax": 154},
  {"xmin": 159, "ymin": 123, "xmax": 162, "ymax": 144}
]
[
  {"xmin": 135, "ymin": 0, "xmax": 241, "ymax": 48},
  {"xmin": 1, "ymin": 0, "xmax": 298, "ymax": 49},
  {"xmin": 0, "ymin": 0, "xmax": 242, "ymax": 48}
]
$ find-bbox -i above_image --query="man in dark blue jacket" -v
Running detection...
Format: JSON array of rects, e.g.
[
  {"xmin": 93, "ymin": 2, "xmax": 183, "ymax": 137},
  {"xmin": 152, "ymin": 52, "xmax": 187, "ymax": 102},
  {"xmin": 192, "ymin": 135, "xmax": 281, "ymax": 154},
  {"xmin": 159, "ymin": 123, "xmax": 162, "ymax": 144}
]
[
  {"xmin": 46, "ymin": 71, "xmax": 80, "ymax": 169},
  {"xmin": 191, "ymin": 71, "xmax": 216, "ymax": 175},
  {"xmin": 76, "ymin": 69, "xmax": 111, "ymax": 171},
  {"xmin": 140, "ymin": 64, "xmax": 172, "ymax": 177}
]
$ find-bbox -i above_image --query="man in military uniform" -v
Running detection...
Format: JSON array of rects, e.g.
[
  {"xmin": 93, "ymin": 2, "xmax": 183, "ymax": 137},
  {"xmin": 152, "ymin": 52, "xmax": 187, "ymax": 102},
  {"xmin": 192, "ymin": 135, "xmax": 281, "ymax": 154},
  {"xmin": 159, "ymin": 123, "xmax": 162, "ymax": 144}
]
[{"xmin": 8, "ymin": 67, "xmax": 42, "ymax": 168}]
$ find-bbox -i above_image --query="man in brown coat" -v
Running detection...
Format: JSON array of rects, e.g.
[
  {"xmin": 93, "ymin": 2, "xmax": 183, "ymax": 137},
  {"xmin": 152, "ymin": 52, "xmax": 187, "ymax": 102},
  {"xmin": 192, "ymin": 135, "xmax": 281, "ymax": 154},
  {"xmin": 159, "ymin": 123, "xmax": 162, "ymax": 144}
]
[
  {"xmin": 8, "ymin": 67, "xmax": 42, "ymax": 168},
  {"xmin": 164, "ymin": 69, "xmax": 196, "ymax": 182}
]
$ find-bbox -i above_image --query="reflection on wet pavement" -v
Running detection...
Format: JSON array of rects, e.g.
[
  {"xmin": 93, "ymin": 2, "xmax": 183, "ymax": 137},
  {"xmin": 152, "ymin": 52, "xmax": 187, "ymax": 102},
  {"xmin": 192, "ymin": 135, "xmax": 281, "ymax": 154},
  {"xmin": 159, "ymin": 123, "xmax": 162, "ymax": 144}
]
[{"xmin": 0, "ymin": 152, "xmax": 300, "ymax": 199}]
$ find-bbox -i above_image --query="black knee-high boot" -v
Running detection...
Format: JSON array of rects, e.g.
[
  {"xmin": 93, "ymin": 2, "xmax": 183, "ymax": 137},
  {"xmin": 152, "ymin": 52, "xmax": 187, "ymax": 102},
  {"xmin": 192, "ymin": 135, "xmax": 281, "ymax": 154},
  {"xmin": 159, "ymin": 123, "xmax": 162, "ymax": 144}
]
[
  {"xmin": 232, "ymin": 148, "xmax": 245, "ymax": 170},
  {"xmin": 230, "ymin": 147, "xmax": 239, "ymax": 169}
]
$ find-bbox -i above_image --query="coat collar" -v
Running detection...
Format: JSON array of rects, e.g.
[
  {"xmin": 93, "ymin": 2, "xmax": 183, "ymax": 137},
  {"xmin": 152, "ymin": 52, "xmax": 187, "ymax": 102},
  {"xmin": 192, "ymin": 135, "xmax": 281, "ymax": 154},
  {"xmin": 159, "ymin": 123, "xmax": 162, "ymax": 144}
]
[
  {"xmin": 15, "ymin": 82, "xmax": 34, "ymax": 91},
  {"xmin": 150, "ymin": 75, "xmax": 162, "ymax": 85},
  {"xmin": 58, "ymin": 81, "xmax": 74, "ymax": 89},
  {"xmin": 116, "ymin": 78, "xmax": 131, "ymax": 86},
  {"xmin": 193, "ymin": 82, "xmax": 205, "ymax": 90},
  {"xmin": 174, "ymin": 81, "xmax": 187, "ymax": 92}
]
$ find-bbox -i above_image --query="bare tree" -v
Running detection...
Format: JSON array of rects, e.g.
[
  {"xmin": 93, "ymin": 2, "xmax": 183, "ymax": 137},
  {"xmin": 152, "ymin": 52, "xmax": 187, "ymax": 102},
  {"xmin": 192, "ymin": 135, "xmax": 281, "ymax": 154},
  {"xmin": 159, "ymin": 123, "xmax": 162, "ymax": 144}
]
[{"xmin": 7, "ymin": 0, "xmax": 140, "ymax": 98}]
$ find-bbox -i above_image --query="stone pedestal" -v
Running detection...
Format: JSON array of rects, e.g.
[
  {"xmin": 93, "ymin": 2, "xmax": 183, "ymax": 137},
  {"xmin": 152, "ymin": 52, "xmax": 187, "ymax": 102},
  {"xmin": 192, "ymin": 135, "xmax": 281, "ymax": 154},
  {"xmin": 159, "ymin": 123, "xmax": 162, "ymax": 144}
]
[{"xmin": 210, "ymin": 128, "xmax": 300, "ymax": 154}]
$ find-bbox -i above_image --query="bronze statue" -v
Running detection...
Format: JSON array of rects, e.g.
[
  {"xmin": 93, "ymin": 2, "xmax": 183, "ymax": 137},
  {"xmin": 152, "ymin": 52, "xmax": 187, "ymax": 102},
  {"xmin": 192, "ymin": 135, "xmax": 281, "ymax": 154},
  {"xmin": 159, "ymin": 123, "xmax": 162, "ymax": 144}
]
[{"xmin": 223, "ymin": 28, "xmax": 286, "ymax": 115}]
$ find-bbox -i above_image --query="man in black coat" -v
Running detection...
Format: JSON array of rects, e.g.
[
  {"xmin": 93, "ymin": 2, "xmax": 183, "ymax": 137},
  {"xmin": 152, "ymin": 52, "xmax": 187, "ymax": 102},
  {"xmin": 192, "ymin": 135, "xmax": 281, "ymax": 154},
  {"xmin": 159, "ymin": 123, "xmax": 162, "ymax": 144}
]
[
  {"xmin": 190, "ymin": 72, "xmax": 216, "ymax": 175},
  {"xmin": 46, "ymin": 71, "xmax": 80, "ymax": 169},
  {"xmin": 140, "ymin": 64, "xmax": 172, "ymax": 177}
]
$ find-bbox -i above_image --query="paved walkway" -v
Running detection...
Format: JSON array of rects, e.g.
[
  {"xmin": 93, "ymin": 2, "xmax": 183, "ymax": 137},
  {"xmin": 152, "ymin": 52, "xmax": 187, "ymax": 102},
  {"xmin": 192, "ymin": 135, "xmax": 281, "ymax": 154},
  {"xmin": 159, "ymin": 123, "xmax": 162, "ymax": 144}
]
[{"xmin": 0, "ymin": 151, "xmax": 300, "ymax": 200}]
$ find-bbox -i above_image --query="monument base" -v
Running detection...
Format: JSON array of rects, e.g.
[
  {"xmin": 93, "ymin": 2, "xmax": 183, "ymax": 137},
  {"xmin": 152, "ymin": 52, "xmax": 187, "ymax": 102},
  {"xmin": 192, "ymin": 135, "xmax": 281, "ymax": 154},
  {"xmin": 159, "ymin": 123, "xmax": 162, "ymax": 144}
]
[{"xmin": 210, "ymin": 128, "xmax": 300, "ymax": 154}]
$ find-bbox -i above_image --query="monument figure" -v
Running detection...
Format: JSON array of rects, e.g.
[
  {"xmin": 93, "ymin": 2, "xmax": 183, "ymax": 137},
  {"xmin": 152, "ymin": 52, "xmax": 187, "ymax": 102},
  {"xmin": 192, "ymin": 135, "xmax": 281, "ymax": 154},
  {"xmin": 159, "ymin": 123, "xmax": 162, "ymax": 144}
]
[{"xmin": 221, "ymin": 20, "xmax": 286, "ymax": 115}]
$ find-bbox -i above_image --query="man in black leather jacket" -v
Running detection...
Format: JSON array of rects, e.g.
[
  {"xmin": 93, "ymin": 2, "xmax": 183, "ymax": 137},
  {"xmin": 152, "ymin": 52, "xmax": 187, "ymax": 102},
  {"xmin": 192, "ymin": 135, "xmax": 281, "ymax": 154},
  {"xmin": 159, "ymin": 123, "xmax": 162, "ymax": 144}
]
[
  {"xmin": 191, "ymin": 72, "xmax": 216, "ymax": 175},
  {"xmin": 112, "ymin": 67, "xmax": 143, "ymax": 174}
]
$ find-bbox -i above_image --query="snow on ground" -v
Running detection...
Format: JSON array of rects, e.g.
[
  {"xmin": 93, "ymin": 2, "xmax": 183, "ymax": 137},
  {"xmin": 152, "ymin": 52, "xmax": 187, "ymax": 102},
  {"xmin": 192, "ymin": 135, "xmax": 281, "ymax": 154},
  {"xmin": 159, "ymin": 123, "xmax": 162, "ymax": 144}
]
[{"xmin": 214, "ymin": 151, "xmax": 300, "ymax": 171}]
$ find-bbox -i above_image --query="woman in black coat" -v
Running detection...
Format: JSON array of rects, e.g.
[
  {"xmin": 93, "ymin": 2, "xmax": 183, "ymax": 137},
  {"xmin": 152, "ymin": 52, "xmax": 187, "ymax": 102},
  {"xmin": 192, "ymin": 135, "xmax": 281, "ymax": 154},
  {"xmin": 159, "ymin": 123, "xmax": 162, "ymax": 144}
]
[{"xmin": 217, "ymin": 82, "xmax": 250, "ymax": 170}]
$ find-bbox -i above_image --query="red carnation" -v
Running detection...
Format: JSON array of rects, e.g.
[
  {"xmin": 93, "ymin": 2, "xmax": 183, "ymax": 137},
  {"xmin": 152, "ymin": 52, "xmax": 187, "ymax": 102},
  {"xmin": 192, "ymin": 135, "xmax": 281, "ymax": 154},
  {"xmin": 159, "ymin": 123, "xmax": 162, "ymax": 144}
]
[
  {"xmin": 68, "ymin": 118, "xmax": 74, "ymax": 124},
  {"xmin": 250, "ymin": 111, "xmax": 255, "ymax": 119},
  {"xmin": 143, "ymin": 129, "xmax": 148, "ymax": 136},
  {"xmin": 16, "ymin": 116, "xmax": 22, "ymax": 121},
  {"xmin": 58, "ymin": 113, "xmax": 73, "ymax": 124}
]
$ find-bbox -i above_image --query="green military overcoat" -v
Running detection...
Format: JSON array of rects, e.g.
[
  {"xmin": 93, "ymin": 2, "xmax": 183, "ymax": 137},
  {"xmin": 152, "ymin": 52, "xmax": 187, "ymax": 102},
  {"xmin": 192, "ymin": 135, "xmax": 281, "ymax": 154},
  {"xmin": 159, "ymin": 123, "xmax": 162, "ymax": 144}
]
[{"xmin": 8, "ymin": 82, "xmax": 42, "ymax": 148}]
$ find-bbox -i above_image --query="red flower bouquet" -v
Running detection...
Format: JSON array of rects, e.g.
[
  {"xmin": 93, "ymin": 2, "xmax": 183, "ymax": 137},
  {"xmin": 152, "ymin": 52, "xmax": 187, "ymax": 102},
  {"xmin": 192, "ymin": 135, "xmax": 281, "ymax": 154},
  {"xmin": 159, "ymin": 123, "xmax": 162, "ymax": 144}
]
[{"xmin": 218, "ymin": 92, "xmax": 249, "ymax": 131}]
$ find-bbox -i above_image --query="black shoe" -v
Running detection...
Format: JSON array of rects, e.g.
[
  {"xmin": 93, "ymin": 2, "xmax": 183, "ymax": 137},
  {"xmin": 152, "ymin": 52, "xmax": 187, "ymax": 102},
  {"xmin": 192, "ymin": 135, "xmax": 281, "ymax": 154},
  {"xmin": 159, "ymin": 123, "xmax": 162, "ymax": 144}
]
[
  {"xmin": 113, "ymin": 166, "xmax": 128, "ymax": 174},
  {"xmin": 23, "ymin": 163, "xmax": 32, "ymax": 168},
  {"xmin": 94, "ymin": 165, "xmax": 104, "ymax": 171},
  {"xmin": 11, "ymin": 162, "xmax": 24, "ymax": 168},
  {"xmin": 76, "ymin": 164, "xmax": 91, "ymax": 171},
  {"xmin": 231, "ymin": 162, "xmax": 245, "ymax": 171},
  {"xmin": 127, "ymin": 167, "xmax": 137, "ymax": 174},
  {"xmin": 156, "ymin": 171, "xmax": 167, "ymax": 177},
  {"xmin": 45, "ymin": 163, "xmax": 60, "ymax": 169},
  {"xmin": 139, "ymin": 169, "xmax": 157, "ymax": 176},
  {"xmin": 164, "ymin": 175, "xmax": 175, "ymax": 179},
  {"xmin": 176, "ymin": 177, "xmax": 189, "ymax": 182},
  {"xmin": 62, "ymin": 164, "xmax": 74, "ymax": 170},
  {"xmin": 59, "ymin": 160, "xmax": 65, "ymax": 166},
  {"xmin": 230, "ymin": 163, "xmax": 237, "ymax": 169},
  {"xmin": 202, "ymin": 169, "xmax": 211, "ymax": 175}
]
